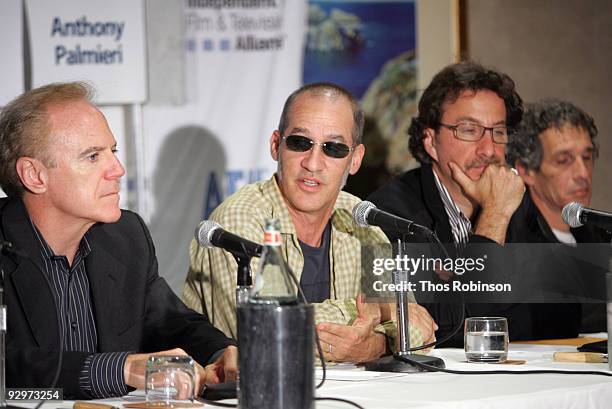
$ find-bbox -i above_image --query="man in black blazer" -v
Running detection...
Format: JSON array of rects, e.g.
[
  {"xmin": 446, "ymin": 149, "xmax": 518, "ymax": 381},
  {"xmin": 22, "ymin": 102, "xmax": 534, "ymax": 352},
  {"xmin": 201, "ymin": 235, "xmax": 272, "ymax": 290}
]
[
  {"xmin": 0, "ymin": 82, "xmax": 236, "ymax": 399},
  {"xmin": 507, "ymin": 99, "xmax": 612, "ymax": 336},
  {"xmin": 368, "ymin": 62, "xmax": 531, "ymax": 345}
]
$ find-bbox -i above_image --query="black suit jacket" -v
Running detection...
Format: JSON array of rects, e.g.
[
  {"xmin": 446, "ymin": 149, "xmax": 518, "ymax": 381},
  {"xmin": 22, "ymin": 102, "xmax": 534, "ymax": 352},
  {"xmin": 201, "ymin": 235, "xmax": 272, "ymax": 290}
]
[
  {"xmin": 1, "ymin": 198, "xmax": 234, "ymax": 398},
  {"xmin": 507, "ymin": 193, "xmax": 612, "ymax": 337},
  {"xmin": 367, "ymin": 165, "xmax": 534, "ymax": 346}
]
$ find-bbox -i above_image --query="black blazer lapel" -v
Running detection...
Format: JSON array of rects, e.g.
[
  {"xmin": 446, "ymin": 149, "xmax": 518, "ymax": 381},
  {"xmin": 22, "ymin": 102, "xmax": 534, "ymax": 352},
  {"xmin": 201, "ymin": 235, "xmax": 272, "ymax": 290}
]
[
  {"xmin": 9, "ymin": 260, "xmax": 59, "ymax": 348},
  {"xmin": 85, "ymin": 241, "xmax": 128, "ymax": 351},
  {"xmin": 1, "ymin": 199, "xmax": 59, "ymax": 348}
]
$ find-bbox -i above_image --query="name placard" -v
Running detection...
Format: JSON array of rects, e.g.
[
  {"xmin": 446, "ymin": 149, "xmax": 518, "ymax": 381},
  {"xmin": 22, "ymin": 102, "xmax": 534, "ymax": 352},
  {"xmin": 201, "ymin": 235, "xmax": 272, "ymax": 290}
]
[{"xmin": 26, "ymin": 0, "xmax": 147, "ymax": 104}]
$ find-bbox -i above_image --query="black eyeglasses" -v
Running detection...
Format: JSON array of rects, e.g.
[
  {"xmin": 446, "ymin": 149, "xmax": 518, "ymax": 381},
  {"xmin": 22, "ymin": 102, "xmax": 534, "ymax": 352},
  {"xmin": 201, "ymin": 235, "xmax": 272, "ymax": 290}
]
[
  {"xmin": 282, "ymin": 135, "xmax": 354, "ymax": 159},
  {"xmin": 439, "ymin": 123, "xmax": 514, "ymax": 144}
]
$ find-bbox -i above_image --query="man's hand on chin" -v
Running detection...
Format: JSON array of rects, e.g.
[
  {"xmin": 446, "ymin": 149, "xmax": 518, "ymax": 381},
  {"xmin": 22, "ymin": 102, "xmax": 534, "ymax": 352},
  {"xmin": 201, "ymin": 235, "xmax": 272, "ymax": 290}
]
[
  {"xmin": 316, "ymin": 295, "xmax": 386, "ymax": 363},
  {"xmin": 450, "ymin": 161, "xmax": 525, "ymax": 244}
]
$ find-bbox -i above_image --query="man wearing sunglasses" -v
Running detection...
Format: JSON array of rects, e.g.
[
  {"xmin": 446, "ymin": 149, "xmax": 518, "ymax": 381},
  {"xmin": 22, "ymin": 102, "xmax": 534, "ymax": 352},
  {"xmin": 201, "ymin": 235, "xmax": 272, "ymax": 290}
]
[
  {"xmin": 368, "ymin": 62, "xmax": 534, "ymax": 345},
  {"xmin": 184, "ymin": 82, "xmax": 438, "ymax": 363}
]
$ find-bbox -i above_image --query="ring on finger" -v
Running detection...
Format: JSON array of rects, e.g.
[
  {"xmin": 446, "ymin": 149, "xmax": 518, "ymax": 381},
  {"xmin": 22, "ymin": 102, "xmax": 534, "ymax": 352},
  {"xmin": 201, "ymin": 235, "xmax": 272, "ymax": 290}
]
[
  {"xmin": 510, "ymin": 167, "xmax": 519, "ymax": 175},
  {"xmin": 328, "ymin": 343, "xmax": 333, "ymax": 354}
]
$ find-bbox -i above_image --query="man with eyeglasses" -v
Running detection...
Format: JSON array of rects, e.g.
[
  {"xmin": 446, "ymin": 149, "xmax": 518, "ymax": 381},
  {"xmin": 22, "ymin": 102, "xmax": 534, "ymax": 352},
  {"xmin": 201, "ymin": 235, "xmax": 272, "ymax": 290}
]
[
  {"xmin": 368, "ymin": 62, "xmax": 533, "ymax": 345},
  {"xmin": 183, "ymin": 82, "xmax": 437, "ymax": 363},
  {"xmin": 506, "ymin": 99, "xmax": 611, "ymax": 337}
]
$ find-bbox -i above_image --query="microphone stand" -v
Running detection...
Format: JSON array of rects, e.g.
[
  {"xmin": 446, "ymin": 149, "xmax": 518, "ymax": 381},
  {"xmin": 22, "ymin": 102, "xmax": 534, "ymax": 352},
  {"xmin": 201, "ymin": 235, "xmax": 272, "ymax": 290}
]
[
  {"xmin": 365, "ymin": 238, "xmax": 445, "ymax": 372},
  {"xmin": 232, "ymin": 251, "xmax": 253, "ymax": 306}
]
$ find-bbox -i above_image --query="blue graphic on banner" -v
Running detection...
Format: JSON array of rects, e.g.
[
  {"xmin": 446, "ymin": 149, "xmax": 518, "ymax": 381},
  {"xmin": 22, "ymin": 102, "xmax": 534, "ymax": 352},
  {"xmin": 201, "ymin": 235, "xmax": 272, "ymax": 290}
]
[
  {"xmin": 304, "ymin": 0, "xmax": 415, "ymax": 98},
  {"xmin": 202, "ymin": 168, "xmax": 267, "ymax": 218}
]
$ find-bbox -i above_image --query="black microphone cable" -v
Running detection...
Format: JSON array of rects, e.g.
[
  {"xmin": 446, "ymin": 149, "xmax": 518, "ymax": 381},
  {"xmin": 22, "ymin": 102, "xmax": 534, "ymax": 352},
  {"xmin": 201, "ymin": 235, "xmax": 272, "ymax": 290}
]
[
  {"xmin": 199, "ymin": 242, "xmax": 366, "ymax": 409},
  {"xmin": 403, "ymin": 230, "xmax": 466, "ymax": 353},
  {"xmin": 285, "ymin": 263, "xmax": 366, "ymax": 409},
  {"xmin": 395, "ymin": 352, "xmax": 612, "ymax": 378},
  {"xmin": 394, "ymin": 233, "xmax": 612, "ymax": 378}
]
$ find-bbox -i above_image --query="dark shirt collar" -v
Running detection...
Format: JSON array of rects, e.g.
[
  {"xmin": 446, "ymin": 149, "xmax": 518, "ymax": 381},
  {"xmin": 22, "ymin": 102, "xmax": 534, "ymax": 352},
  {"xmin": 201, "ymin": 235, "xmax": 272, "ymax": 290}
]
[{"xmin": 27, "ymin": 216, "xmax": 92, "ymax": 262}]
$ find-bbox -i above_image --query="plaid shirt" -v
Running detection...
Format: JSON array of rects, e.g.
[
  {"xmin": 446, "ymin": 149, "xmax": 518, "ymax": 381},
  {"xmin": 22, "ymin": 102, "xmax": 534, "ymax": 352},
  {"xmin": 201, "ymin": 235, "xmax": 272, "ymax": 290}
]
[{"xmin": 182, "ymin": 176, "xmax": 426, "ymax": 350}]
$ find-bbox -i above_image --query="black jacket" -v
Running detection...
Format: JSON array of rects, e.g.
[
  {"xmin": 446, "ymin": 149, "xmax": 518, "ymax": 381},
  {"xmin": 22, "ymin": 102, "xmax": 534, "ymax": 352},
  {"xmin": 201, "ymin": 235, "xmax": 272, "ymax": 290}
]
[
  {"xmin": 508, "ymin": 193, "xmax": 611, "ymax": 337},
  {"xmin": 2, "ymin": 198, "xmax": 234, "ymax": 398},
  {"xmin": 367, "ymin": 165, "xmax": 534, "ymax": 346}
]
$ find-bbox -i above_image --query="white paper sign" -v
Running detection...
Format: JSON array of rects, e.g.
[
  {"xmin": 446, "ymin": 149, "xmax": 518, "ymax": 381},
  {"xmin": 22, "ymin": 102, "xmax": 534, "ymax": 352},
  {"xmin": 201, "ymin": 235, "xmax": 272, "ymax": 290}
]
[
  {"xmin": 26, "ymin": 0, "xmax": 147, "ymax": 104},
  {"xmin": 0, "ymin": 0, "xmax": 24, "ymax": 107}
]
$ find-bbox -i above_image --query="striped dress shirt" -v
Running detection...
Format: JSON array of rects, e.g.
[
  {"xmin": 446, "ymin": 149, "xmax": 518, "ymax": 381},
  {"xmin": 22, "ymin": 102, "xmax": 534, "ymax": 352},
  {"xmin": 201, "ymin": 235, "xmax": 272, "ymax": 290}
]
[
  {"xmin": 432, "ymin": 170, "xmax": 472, "ymax": 246},
  {"xmin": 30, "ymin": 221, "xmax": 130, "ymax": 398}
]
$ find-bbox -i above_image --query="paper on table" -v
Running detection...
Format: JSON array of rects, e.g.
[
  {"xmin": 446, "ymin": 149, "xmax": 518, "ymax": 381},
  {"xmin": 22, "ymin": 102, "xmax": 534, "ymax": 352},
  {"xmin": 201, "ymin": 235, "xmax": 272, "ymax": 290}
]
[{"xmin": 315, "ymin": 368, "xmax": 405, "ymax": 381}]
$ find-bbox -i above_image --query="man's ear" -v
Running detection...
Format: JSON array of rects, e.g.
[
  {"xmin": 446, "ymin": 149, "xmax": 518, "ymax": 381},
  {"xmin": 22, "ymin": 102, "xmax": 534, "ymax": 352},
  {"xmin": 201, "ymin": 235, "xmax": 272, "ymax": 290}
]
[
  {"xmin": 515, "ymin": 162, "xmax": 535, "ymax": 187},
  {"xmin": 349, "ymin": 143, "xmax": 365, "ymax": 175},
  {"xmin": 16, "ymin": 157, "xmax": 48, "ymax": 194},
  {"xmin": 270, "ymin": 130, "xmax": 281, "ymax": 161},
  {"xmin": 422, "ymin": 128, "xmax": 439, "ymax": 162}
]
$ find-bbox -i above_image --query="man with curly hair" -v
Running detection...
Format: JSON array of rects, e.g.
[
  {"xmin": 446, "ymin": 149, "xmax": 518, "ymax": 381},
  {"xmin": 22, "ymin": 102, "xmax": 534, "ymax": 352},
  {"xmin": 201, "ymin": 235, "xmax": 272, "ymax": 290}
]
[
  {"xmin": 368, "ymin": 62, "xmax": 532, "ymax": 345},
  {"xmin": 507, "ymin": 99, "xmax": 610, "ymax": 335}
]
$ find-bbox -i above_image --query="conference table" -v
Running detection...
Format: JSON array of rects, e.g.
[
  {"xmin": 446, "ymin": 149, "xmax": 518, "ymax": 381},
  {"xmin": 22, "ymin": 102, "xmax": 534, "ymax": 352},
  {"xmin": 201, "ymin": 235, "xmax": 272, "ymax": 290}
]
[{"xmin": 10, "ymin": 338, "xmax": 612, "ymax": 409}]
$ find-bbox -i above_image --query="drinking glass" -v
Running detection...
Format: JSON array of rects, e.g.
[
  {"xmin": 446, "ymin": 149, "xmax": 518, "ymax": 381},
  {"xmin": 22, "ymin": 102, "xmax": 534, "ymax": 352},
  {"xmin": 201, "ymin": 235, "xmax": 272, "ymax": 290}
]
[
  {"xmin": 464, "ymin": 317, "xmax": 508, "ymax": 363},
  {"xmin": 145, "ymin": 355, "xmax": 196, "ymax": 403}
]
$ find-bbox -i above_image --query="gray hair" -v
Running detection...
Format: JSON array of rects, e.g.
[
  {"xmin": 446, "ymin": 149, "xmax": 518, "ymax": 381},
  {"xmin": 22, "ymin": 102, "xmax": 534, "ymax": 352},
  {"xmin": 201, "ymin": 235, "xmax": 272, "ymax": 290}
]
[
  {"xmin": 278, "ymin": 82, "xmax": 364, "ymax": 146},
  {"xmin": 506, "ymin": 99, "xmax": 598, "ymax": 171},
  {"xmin": 0, "ymin": 82, "xmax": 93, "ymax": 197}
]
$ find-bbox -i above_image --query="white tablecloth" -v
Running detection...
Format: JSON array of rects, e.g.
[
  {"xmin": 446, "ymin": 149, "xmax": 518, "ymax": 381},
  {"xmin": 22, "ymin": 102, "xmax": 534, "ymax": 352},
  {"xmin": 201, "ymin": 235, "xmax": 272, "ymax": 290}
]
[
  {"xmin": 312, "ymin": 343, "xmax": 612, "ymax": 409},
  {"xmin": 10, "ymin": 343, "xmax": 612, "ymax": 409}
]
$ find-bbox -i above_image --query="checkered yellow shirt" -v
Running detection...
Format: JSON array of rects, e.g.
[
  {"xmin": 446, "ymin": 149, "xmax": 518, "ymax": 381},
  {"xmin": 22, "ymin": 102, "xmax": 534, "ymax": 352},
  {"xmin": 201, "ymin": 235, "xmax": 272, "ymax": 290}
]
[{"xmin": 182, "ymin": 176, "xmax": 427, "ymax": 351}]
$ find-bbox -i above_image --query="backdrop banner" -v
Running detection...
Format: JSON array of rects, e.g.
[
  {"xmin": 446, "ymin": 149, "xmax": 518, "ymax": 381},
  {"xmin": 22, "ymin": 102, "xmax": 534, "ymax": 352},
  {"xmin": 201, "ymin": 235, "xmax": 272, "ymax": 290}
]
[
  {"xmin": 0, "ymin": 0, "xmax": 24, "ymax": 107},
  {"xmin": 144, "ymin": 0, "xmax": 306, "ymax": 292}
]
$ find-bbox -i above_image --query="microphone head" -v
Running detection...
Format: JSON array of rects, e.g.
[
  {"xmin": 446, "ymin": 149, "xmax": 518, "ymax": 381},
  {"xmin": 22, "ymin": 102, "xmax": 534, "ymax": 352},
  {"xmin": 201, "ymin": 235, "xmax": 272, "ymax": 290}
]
[
  {"xmin": 195, "ymin": 220, "xmax": 221, "ymax": 247},
  {"xmin": 352, "ymin": 201, "xmax": 376, "ymax": 228},
  {"xmin": 562, "ymin": 202, "xmax": 584, "ymax": 228}
]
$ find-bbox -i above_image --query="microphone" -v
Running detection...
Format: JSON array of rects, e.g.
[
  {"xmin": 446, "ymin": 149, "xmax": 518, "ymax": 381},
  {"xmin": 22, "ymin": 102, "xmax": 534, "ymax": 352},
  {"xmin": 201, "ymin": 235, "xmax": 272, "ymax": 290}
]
[
  {"xmin": 195, "ymin": 220, "xmax": 263, "ymax": 258},
  {"xmin": 352, "ymin": 201, "xmax": 433, "ymax": 236},
  {"xmin": 562, "ymin": 202, "xmax": 612, "ymax": 231}
]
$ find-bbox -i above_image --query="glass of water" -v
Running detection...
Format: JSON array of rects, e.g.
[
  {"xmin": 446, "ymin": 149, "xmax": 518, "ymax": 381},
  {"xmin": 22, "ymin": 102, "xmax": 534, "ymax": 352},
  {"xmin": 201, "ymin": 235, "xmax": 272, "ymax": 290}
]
[
  {"xmin": 145, "ymin": 355, "xmax": 196, "ymax": 403},
  {"xmin": 464, "ymin": 317, "xmax": 509, "ymax": 363}
]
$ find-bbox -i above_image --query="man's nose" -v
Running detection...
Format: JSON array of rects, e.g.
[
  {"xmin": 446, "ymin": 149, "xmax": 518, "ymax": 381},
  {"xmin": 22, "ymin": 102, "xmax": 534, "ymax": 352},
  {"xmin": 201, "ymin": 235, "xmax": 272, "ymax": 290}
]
[
  {"xmin": 107, "ymin": 154, "xmax": 125, "ymax": 179},
  {"xmin": 475, "ymin": 130, "xmax": 496, "ymax": 158},
  {"xmin": 301, "ymin": 143, "xmax": 325, "ymax": 172},
  {"xmin": 572, "ymin": 156, "xmax": 591, "ymax": 182}
]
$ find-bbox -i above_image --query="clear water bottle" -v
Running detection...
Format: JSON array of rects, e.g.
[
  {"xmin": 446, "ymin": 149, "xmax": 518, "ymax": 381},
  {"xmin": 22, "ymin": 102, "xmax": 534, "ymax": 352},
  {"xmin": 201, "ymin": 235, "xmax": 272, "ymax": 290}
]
[{"xmin": 249, "ymin": 218, "xmax": 297, "ymax": 305}]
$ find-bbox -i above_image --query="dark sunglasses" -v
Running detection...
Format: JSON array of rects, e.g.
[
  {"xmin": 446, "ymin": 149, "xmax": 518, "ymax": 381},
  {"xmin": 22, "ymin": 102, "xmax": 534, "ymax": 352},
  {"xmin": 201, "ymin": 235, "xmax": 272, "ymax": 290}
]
[{"xmin": 282, "ymin": 135, "xmax": 354, "ymax": 159}]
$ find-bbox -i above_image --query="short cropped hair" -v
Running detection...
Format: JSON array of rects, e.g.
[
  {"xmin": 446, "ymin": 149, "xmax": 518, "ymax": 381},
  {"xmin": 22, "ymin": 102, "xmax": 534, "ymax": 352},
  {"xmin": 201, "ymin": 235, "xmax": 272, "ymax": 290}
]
[
  {"xmin": 278, "ymin": 82, "xmax": 365, "ymax": 146},
  {"xmin": 408, "ymin": 62, "xmax": 523, "ymax": 164},
  {"xmin": 506, "ymin": 99, "xmax": 599, "ymax": 171},
  {"xmin": 0, "ymin": 82, "xmax": 93, "ymax": 197}
]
